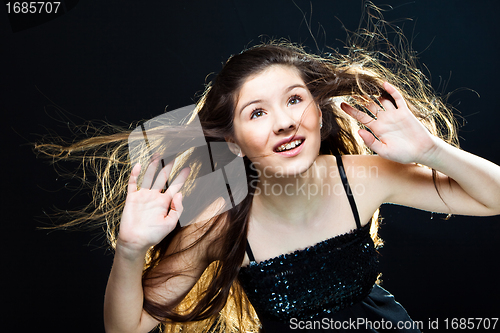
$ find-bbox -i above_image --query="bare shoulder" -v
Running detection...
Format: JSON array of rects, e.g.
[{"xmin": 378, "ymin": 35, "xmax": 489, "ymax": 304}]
[
  {"xmin": 338, "ymin": 154, "xmax": 397, "ymax": 169},
  {"xmin": 339, "ymin": 154, "xmax": 418, "ymax": 188},
  {"xmin": 320, "ymin": 154, "xmax": 398, "ymax": 180},
  {"xmin": 339, "ymin": 154, "xmax": 416, "ymax": 178},
  {"xmin": 338, "ymin": 154, "xmax": 447, "ymax": 209},
  {"xmin": 314, "ymin": 155, "xmax": 387, "ymax": 223},
  {"xmin": 325, "ymin": 154, "xmax": 417, "ymax": 213}
]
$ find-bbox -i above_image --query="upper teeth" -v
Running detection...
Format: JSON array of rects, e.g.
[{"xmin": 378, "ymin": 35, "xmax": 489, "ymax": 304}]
[{"xmin": 277, "ymin": 139, "xmax": 303, "ymax": 152}]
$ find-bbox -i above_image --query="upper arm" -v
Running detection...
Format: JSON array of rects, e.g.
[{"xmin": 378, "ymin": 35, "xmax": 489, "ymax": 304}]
[{"xmin": 360, "ymin": 155, "xmax": 493, "ymax": 216}]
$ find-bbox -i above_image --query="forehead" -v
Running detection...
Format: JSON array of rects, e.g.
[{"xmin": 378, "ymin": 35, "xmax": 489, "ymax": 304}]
[{"xmin": 236, "ymin": 65, "xmax": 305, "ymax": 101}]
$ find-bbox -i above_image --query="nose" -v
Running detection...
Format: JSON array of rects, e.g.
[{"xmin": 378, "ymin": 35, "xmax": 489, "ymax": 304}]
[{"xmin": 273, "ymin": 108, "xmax": 297, "ymax": 134}]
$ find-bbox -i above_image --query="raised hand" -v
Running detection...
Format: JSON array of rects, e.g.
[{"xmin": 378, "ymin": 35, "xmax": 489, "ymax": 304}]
[
  {"xmin": 117, "ymin": 157, "xmax": 190, "ymax": 254},
  {"xmin": 340, "ymin": 82, "xmax": 438, "ymax": 164}
]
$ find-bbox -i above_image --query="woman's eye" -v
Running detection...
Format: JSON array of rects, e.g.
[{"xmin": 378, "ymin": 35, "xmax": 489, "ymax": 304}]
[
  {"xmin": 288, "ymin": 95, "xmax": 302, "ymax": 106},
  {"xmin": 250, "ymin": 109, "xmax": 265, "ymax": 119}
]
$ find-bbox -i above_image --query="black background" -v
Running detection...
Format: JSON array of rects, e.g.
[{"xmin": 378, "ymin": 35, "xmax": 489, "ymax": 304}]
[{"xmin": 2, "ymin": 0, "xmax": 499, "ymax": 331}]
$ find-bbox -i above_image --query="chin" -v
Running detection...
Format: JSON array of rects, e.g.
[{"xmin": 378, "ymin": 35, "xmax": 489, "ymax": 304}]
[{"xmin": 275, "ymin": 156, "xmax": 319, "ymax": 178}]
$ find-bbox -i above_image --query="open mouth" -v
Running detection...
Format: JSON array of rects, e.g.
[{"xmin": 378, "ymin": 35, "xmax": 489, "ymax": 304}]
[{"xmin": 275, "ymin": 139, "xmax": 304, "ymax": 152}]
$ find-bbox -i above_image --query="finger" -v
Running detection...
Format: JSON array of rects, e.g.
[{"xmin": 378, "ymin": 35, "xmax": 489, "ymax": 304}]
[
  {"xmin": 341, "ymin": 102, "xmax": 376, "ymax": 125},
  {"xmin": 380, "ymin": 98, "xmax": 397, "ymax": 112},
  {"xmin": 383, "ymin": 82, "xmax": 407, "ymax": 109},
  {"xmin": 369, "ymin": 95, "xmax": 385, "ymax": 110},
  {"xmin": 364, "ymin": 102, "xmax": 384, "ymax": 119},
  {"xmin": 141, "ymin": 155, "xmax": 160, "ymax": 189},
  {"xmin": 151, "ymin": 159, "xmax": 174, "ymax": 191},
  {"xmin": 165, "ymin": 192, "xmax": 184, "ymax": 226},
  {"xmin": 128, "ymin": 163, "xmax": 141, "ymax": 193},
  {"xmin": 358, "ymin": 129, "xmax": 384, "ymax": 153},
  {"xmin": 164, "ymin": 167, "xmax": 191, "ymax": 200}
]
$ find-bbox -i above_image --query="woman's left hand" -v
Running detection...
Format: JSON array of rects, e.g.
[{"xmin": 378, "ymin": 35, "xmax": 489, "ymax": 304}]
[{"xmin": 340, "ymin": 81, "xmax": 437, "ymax": 164}]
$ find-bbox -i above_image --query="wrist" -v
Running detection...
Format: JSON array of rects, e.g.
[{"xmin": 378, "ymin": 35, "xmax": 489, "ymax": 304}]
[
  {"xmin": 115, "ymin": 238, "xmax": 149, "ymax": 262},
  {"xmin": 415, "ymin": 135, "xmax": 448, "ymax": 167}
]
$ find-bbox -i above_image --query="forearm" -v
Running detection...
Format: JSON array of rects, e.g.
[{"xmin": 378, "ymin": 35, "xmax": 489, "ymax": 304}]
[
  {"xmin": 104, "ymin": 243, "xmax": 153, "ymax": 333},
  {"xmin": 418, "ymin": 137, "xmax": 500, "ymax": 214}
]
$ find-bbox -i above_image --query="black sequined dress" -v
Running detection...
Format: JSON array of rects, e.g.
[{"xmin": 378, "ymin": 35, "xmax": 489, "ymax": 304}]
[{"xmin": 238, "ymin": 156, "xmax": 421, "ymax": 332}]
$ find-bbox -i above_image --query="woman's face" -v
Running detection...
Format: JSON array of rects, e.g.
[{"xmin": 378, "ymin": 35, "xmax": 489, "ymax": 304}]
[{"xmin": 232, "ymin": 65, "xmax": 322, "ymax": 177}]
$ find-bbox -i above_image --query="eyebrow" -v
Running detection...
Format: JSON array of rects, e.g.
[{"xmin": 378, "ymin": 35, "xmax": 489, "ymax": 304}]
[{"xmin": 238, "ymin": 84, "xmax": 307, "ymax": 114}]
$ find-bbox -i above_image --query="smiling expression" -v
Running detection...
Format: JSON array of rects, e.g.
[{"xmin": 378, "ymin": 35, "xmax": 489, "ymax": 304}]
[{"xmin": 232, "ymin": 65, "xmax": 322, "ymax": 177}]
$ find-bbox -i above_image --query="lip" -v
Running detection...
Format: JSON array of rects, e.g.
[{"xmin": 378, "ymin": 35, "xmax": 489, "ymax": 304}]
[
  {"xmin": 273, "ymin": 135, "xmax": 305, "ymax": 157},
  {"xmin": 273, "ymin": 135, "xmax": 305, "ymax": 152}
]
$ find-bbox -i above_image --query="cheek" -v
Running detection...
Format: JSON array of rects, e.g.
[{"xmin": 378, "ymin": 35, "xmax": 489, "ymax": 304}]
[
  {"xmin": 300, "ymin": 103, "xmax": 320, "ymax": 124},
  {"xmin": 233, "ymin": 123, "xmax": 264, "ymax": 152},
  {"xmin": 300, "ymin": 114, "xmax": 320, "ymax": 132},
  {"xmin": 240, "ymin": 134, "xmax": 266, "ymax": 153}
]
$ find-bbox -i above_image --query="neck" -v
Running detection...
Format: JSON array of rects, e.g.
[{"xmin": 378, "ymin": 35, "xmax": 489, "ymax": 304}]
[{"xmin": 251, "ymin": 158, "xmax": 329, "ymax": 226}]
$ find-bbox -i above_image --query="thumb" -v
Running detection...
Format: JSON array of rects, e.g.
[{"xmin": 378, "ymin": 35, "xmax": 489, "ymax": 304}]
[
  {"xmin": 170, "ymin": 192, "xmax": 184, "ymax": 216},
  {"xmin": 164, "ymin": 192, "xmax": 184, "ymax": 230}
]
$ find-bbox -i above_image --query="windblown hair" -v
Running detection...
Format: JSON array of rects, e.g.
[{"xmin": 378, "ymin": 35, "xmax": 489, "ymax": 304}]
[{"xmin": 35, "ymin": 4, "xmax": 457, "ymax": 332}]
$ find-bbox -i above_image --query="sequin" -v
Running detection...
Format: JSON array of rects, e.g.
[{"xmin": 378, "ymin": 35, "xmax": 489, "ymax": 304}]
[{"xmin": 238, "ymin": 222, "xmax": 379, "ymax": 323}]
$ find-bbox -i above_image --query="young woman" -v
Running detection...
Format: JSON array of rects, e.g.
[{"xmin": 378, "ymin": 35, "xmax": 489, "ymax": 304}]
[
  {"xmin": 37, "ymin": 21, "xmax": 500, "ymax": 333},
  {"xmin": 100, "ymin": 40, "xmax": 500, "ymax": 332}
]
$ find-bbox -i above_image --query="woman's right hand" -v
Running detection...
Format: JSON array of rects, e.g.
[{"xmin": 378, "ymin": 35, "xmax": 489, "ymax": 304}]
[{"xmin": 117, "ymin": 157, "xmax": 190, "ymax": 255}]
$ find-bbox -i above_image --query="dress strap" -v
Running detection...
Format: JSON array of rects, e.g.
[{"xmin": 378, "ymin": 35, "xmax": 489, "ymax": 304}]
[
  {"xmin": 335, "ymin": 155, "xmax": 362, "ymax": 229},
  {"xmin": 246, "ymin": 239, "xmax": 256, "ymax": 263}
]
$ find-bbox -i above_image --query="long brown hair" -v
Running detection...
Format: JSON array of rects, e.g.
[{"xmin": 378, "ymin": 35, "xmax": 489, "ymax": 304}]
[{"xmin": 35, "ymin": 5, "xmax": 457, "ymax": 332}]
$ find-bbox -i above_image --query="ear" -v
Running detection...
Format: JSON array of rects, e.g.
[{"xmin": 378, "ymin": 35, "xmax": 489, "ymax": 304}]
[
  {"xmin": 225, "ymin": 137, "xmax": 245, "ymax": 157},
  {"xmin": 317, "ymin": 104, "xmax": 322, "ymax": 126},
  {"xmin": 317, "ymin": 103, "xmax": 322, "ymax": 119}
]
